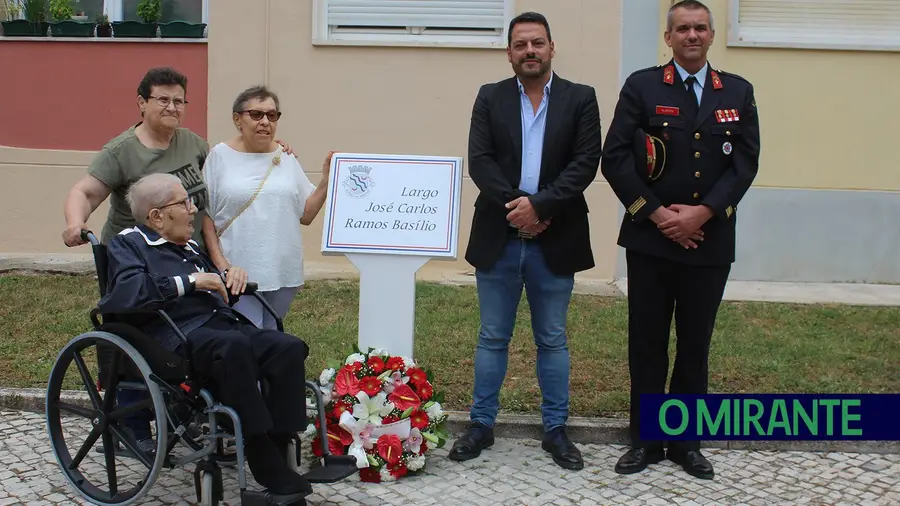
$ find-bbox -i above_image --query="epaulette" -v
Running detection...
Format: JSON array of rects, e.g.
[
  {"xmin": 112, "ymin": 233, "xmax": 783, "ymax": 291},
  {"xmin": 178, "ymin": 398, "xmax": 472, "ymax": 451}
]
[{"xmin": 712, "ymin": 68, "xmax": 751, "ymax": 85}]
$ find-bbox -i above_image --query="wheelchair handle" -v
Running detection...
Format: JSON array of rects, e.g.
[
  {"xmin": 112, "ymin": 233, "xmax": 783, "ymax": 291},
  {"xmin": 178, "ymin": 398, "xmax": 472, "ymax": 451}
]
[{"xmin": 81, "ymin": 230, "xmax": 100, "ymax": 247}]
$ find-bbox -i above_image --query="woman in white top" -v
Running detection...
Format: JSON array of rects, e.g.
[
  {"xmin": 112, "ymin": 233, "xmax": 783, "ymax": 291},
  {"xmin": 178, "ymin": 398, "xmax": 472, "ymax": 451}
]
[{"xmin": 202, "ymin": 85, "xmax": 333, "ymax": 329}]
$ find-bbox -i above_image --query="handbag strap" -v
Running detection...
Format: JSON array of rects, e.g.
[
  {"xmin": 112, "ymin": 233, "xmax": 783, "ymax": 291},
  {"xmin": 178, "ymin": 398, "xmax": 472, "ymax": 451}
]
[{"xmin": 216, "ymin": 148, "xmax": 282, "ymax": 238}]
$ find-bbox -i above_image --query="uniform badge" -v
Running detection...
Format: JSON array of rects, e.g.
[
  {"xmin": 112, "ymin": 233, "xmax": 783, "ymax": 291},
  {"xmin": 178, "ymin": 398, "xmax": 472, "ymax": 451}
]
[
  {"xmin": 663, "ymin": 65, "xmax": 675, "ymax": 85},
  {"xmin": 731, "ymin": 109, "xmax": 740, "ymax": 121},
  {"xmin": 710, "ymin": 70, "xmax": 723, "ymax": 90},
  {"xmin": 723, "ymin": 109, "xmax": 734, "ymax": 122},
  {"xmin": 656, "ymin": 105, "xmax": 679, "ymax": 116},
  {"xmin": 715, "ymin": 110, "xmax": 726, "ymax": 123},
  {"xmin": 722, "ymin": 142, "xmax": 733, "ymax": 155}
]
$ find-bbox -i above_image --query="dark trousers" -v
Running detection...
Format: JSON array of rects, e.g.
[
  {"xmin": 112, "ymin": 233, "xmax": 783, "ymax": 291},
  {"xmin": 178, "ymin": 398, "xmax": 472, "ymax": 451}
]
[
  {"xmin": 186, "ymin": 313, "xmax": 309, "ymax": 436},
  {"xmin": 625, "ymin": 250, "xmax": 731, "ymax": 452}
]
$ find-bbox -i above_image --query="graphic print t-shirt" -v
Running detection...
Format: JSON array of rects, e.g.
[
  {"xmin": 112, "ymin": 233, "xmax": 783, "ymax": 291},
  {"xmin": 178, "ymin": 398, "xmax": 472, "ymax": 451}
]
[{"xmin": 88, "ymin": 125, "xmax": 210, "ymax": 249}]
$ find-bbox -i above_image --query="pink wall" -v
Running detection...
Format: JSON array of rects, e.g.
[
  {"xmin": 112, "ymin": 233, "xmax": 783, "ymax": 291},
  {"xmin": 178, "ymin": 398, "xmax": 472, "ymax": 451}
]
[{"xmin": 0, "ymin": 41, "xmax": 207, "ymax": 150}]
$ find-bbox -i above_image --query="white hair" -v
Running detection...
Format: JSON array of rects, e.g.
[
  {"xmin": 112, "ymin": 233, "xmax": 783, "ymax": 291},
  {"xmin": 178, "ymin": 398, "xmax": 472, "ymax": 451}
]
[{"xmin": 126, "ymin": 173, "xmax": 182, "ymax": 224}]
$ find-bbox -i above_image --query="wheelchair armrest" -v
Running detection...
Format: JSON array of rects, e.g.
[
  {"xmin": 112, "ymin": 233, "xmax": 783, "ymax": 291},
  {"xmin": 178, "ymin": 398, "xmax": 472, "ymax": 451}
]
[
  {"xmin": 244, "ymin": 282, "xmax": 259, "ymax": 295},
  {"xmin": 90, "ymin": 306, "xmax": 189, "ymax": 346}
]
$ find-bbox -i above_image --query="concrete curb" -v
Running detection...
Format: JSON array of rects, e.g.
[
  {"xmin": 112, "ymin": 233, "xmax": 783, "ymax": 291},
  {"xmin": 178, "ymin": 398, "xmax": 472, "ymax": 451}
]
[{"xmin": 4, "ymin": 387, "xmax": 896, "ymax": 455}]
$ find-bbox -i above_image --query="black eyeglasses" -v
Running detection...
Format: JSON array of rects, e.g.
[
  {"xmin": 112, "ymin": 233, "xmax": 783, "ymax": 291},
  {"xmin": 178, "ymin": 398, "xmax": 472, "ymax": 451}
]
[
  {"xmin": 240, "ymin": 109, "xmax": 282, "ymax": 122},
  {"xmin": 154, "ymin": 196, "xmax": 195, "ymax": 214},
  {"xmin": 148, "ymin": 95, "xmax": 188, "ymax": 109}
]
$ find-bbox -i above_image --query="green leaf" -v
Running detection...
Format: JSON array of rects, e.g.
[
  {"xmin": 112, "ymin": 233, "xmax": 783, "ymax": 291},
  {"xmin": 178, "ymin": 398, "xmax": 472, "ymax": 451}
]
[
  {"xmin": 401, "ymin": 407, "xmax": 415, "ymax": 419},
  {"xmin": 433, "ymin": 392, "xmax": 445, "ymax": 404},
  {"xmin": 422, "ymin": 431, "xmax": 439, "ymax": 443},
  {"xmin": 422, "ymin": 401, "xmax": 435, "ymax": 410},
  {"xmin": 352, "ymin": 343, "xmax": 361, "ymax": 355}
]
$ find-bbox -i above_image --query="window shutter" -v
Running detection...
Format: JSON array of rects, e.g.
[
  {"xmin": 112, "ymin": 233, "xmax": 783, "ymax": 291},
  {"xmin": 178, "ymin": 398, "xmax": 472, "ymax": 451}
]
[
  {"xmin": 733, "ymin": 0, "xmax": 900, "ymax": 49},
  {"xmin": 327, "ymin": 0, "xmax": 506, "ymax": 32}
]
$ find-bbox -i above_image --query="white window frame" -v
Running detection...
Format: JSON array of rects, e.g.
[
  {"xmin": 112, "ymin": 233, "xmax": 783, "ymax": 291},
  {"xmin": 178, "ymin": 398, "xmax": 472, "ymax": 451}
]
[
  {"xmin": 312, "ymin": 0, "xmax": 514, "ymax": 49},
  {"xmin": 104, "ymin": 0, "xmax": 208, "ymax": 24},
  {"xmin": 727, "ymin": 0, "xmax": 900, "ymax": 52}
]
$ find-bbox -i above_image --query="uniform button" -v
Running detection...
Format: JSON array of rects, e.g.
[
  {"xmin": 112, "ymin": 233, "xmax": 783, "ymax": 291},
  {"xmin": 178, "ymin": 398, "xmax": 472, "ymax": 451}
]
[
  {"xmin": 693, "ymin": 192, "xmax": 700, "ymax": 199},
  {"xmin": 663, "ymin": 122, "xmax": 669, "ymax": 127},
  {"xmin": 726, "ymin": 130, "xmax": 731, "ymax": 136},
  {"xmin": 694, "ymin": 133, "xmax": 701, "ymax": 140},
  {"xmin": 694, "ymin": 171, "xmax": 701, "ymax": 178},
  {"xmin": 694, "ymin": 152, "xmax": 701, "ymax": 158}
]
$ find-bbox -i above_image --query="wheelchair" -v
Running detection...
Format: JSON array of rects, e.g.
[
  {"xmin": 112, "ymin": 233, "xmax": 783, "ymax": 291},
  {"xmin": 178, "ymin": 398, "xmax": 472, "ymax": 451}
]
[{"xmin": 45, "ymin": 230, "xmax": 357, "ymax": 506}]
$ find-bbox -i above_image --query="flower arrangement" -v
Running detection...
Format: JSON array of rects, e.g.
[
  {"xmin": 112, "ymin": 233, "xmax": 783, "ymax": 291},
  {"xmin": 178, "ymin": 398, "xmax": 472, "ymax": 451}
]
[{"xmin": 304, "ymin": 346, "xmax": 450, "ymax": 483}]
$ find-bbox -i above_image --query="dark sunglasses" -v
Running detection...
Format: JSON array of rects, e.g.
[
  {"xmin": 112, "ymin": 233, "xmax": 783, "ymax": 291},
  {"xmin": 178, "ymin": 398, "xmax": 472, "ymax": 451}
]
[{"xmin": 240, "ymin": 109, "xmax": 282, "ymax": 122}]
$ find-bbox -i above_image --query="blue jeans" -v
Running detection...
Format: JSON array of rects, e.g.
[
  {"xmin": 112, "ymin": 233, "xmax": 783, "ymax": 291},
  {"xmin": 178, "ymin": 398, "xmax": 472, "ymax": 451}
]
[{"xmin": 470, "ymin": 237, "xmax": 575, "ymax": 432}]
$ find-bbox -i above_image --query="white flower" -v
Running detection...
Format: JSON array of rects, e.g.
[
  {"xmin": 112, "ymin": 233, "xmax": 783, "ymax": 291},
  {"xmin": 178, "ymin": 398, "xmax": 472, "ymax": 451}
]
[
  {"xmin": 319, "ymin": 368, "xmax": 335, "ymax": 385},
  {"xmin": 345, "ymin": 353, "xmax": 366, "ymax": 365},
  {"xmin": 403, "ymin": 428, "xmax": 423, "ymax": 453},
  {"xmin": 370, "ymin": 348, "xmax": 388, "ymax": 357},
  {"xmin": 406, "ymin": 454, "xmax": 426, "ymax": 472},
  {"xmin": 425, "ymin": 402, "xmax": 443, "ymax": 420},
  {"xmin": 401, "ymin": 356, "xmax": 416, "ymax": 369},
  {"xmin": 319, "ymin": 385, "xmax": 332, "ymax": 406},
  {"xmin": 301, "ymin": 423, "xmax": 317, "ymax": 441},
  {"xmin": 379, "ymin": 466, "xmax": 396, "ymax": 482},
  {"xmin": 382, "ymin": 370, "xmax": 409, "ymax": 394},
  {"xmin": 351, "ymin": 391, "xmax": 395, "ymax": 425}
]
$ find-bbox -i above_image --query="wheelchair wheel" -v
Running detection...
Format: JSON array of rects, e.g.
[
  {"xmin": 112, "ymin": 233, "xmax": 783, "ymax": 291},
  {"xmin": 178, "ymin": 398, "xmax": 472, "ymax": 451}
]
[{"xmin": 46, "ymin": 331, "xmax": 169, "ymax": 505}]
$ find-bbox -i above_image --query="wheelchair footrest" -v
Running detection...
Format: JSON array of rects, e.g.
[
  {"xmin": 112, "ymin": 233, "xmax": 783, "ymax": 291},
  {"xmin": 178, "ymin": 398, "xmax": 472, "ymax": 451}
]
[
  {"xmin": 240, "ymin": 489, "xmax": 308, "ymax": 506},
  {"xmin": 302, "ymin": 456, "xmax": 358, "ymax": 483}
]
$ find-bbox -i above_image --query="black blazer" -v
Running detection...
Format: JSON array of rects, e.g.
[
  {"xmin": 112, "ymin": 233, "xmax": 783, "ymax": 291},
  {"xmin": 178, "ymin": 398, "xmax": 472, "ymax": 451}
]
[
  {"xmin": 601, "ymin": 60, "xmax": 760, "ymax": 266},
  {"xmin": 464, "ymin": 73, "xmax": 603, "ymax": 275}
]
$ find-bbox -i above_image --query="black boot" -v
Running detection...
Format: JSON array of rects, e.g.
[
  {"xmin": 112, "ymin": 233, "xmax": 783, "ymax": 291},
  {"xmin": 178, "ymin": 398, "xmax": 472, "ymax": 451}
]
[{"xmin": 245, "ymin": 433, "xmax": 311, "ymax": 495}]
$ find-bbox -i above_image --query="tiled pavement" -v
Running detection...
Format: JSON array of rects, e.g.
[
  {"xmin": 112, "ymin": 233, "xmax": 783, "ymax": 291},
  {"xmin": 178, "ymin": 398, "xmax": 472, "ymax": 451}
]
[{"xmin": 1, "ymin": 410, "xmax": 898, "ymax": 506}]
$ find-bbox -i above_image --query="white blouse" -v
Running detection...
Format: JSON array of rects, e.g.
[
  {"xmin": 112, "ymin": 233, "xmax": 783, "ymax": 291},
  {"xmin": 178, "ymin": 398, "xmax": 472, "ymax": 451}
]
[{"xmin": 203, "ymin": 142, "xmax": 316, "ymax": 291}]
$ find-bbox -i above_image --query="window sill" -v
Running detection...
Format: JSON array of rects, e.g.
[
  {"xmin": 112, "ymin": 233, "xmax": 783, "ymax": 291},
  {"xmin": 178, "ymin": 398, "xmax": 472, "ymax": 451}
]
[
  {"xmin": 311, "ymin": 38, "xmax": 505, "ymax": 50},
  {"xmin": 0, "ymin": 36, "xmax": 207, "ymax": 43}
]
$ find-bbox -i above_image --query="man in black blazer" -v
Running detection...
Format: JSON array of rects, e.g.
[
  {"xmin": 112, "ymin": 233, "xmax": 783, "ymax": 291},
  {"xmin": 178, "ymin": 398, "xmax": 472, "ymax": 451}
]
[
  {"xmin": 448, "ymin": 11, "xmax": 603, "ymax": 471},
  {"xmin": 601, "ymin": 0, "xmax": 760, "ymax": 480}
]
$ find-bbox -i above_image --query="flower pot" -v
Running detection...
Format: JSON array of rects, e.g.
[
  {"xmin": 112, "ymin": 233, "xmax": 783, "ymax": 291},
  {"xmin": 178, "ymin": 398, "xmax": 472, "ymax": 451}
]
[
  {"xmin": 50, "ymin": 20, "xmax": 95, "ymax": 37},
  {"xmin": 111, "ymin": 20, "xmax": 157, "ymax": 38},
  {"xmin": 96, "ymin": 23, "xmax": 111, "ymax": 37},
  {"xmin": 158, "ymin": 21, "xmax": 206, "ymax": 38},
  {"xmin": 1, "ymin": 19, "xmax": 50, "ymax": 36}
]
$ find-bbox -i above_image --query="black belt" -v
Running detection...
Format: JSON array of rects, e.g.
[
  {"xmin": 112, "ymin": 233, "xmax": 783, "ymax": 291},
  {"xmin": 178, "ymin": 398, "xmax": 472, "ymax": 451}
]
[{"xmin": 508, "ymin": 226, "xmax": 537, "ymax": 240}]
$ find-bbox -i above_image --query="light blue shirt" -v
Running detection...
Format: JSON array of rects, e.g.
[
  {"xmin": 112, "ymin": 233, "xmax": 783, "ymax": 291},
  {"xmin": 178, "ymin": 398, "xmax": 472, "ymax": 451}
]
[
  {"xmin": 517, "ymin": 73, "xmax": 553, "ymax": 195},
  {"xmin": 673, "ymin": 61, "xmax": 707, "ymax": 105}
]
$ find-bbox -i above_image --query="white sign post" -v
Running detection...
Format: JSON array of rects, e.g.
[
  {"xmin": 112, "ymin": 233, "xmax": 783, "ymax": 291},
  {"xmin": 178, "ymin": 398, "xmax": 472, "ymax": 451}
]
[{"xmin": 320, "ymin": 153, "xmax": 464, "ymax": 359}]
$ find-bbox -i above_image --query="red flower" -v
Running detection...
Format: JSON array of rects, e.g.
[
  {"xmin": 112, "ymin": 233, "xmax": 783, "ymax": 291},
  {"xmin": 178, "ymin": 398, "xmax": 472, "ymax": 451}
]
[
  {"xmin": 385, "ymin": 356, "xmax": 405, "ymax": 371},
  {"xmin": 406, "ymin": 367, "xmax": 427, "ymax": 385},
  {"xmin": 387, "ymin": 384, "xmax": 421, "ymax": 411},
  {"xmin": 389, "ymin": 463, "xmax": 408, "ymax": 479},
  {"xmin": 382, "ymin": 414, "xmax": 400, "ymax": 425},
  {"xmin": 359, "ymin": 376, "xmax": 382, "ymax": 397},
  {"xmin": 415, "ymin": 381, "xmax": 433, "ymax": 401},
  {"xmin": 332, "ymin": 401, "xmax": 352, "ymax": 421},
  {"xmin": 327, "ymin": 424, "xmax": 352, "ymax": 455},
  {"xmin": 367, "ymin": 356, "xmax": 386, "ymax": 374},
  {"xmin": 409, "ymin": 410, "xmax": 429, "ymax": 430},
  {"xmin": 359, "ymin": 468, "xmax": 381, "ymax": 483},
  {"xmin": 376, "ymin": 434, "xmax": 403, "ymax": 465},
  {"xmin": 334, "ymin": 367, "xmax": 361, "ymax": 397},
  {"xmin": 350, "ymin": 361, "xmax": 364, "ymax": 375}
]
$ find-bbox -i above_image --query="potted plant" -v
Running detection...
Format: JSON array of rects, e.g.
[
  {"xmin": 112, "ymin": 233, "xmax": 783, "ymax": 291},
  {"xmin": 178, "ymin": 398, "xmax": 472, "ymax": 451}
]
[
  {"xmin": 49, "ymin": 0, "xmax": 91, "ymax": 37},
  {"xmin": 111, "ymin": 0, "xmax": 157, "ymax": 37},
  {"xmin": 2, "ymin": 0, "xmax": 50, "ymax": 37},
  {"xmin": 94, "ymin": 11, "xmax": 109, "ymax": 37},
  {"xmin": 158, "ymin": 19, "xmax": 206, "ymax": 39},
  {"xmin": 1, "ymin": 0, "xmax": 21, "ymax": 34}
]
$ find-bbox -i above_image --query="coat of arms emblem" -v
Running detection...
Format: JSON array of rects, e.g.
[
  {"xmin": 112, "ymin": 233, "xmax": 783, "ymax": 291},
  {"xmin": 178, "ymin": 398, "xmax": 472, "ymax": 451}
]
[{"xmin": 342, "ymin": 165, "xmax": 375, "ymax": 198}]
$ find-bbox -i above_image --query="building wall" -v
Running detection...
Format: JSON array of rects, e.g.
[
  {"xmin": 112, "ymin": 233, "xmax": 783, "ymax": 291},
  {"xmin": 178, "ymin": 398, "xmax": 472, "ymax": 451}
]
[
  {"xmin": 206, "ymin": 0, "xmax": 626, "ymax": 281},
  {"xmin": 0, "ymin": 40, "xmax": 208, "ymax": 254},
  {"xmin": 615, "ymin": 0, "xmax": 900, "ymax": 283}
]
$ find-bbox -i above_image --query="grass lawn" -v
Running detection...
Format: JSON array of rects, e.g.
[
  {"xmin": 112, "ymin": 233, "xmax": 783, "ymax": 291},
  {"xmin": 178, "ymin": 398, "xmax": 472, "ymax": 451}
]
[{"xmin": 1, "ymin": 274, "xmax": 898, "ymax": 418}]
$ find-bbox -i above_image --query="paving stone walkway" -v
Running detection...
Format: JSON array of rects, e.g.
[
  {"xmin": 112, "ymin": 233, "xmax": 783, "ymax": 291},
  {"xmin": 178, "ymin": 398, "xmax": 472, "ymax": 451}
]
[{"xmin": 2, "ymin": 410, "xmax": 899, "ymax": 505}]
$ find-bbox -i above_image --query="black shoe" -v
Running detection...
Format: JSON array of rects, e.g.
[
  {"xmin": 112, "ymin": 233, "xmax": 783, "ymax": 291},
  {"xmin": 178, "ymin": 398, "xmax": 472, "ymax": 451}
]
[
  {"xmin": 667, "ymin": 449, "xmax": 715, "ymax": 480},
  {"xmin": 541, "ymin": 427, "xmax": 583, "ymax": 470},
  {"xmin": 614, "ymin": 447, "xmax": 664, "ymax": 475},
  {"xmin": 245, "ymin": 433, "xmax": 312, "ymax": 495},
  {"xmin": 448, "ymin": 422, "xmax": 494, "ymax": 462}
]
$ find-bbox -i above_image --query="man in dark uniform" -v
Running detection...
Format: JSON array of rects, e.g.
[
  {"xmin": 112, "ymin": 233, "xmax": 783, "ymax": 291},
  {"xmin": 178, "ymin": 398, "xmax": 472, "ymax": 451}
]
[{"xmin": 600, "ymin": 0, "xmax": 760, "ymax": 480}]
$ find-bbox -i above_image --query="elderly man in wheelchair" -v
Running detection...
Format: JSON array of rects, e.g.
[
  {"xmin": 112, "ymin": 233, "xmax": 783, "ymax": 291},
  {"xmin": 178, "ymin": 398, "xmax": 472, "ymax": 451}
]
[{"xmin": 46, "ymin": 172, "xmax": 355, "ymax": 506}]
